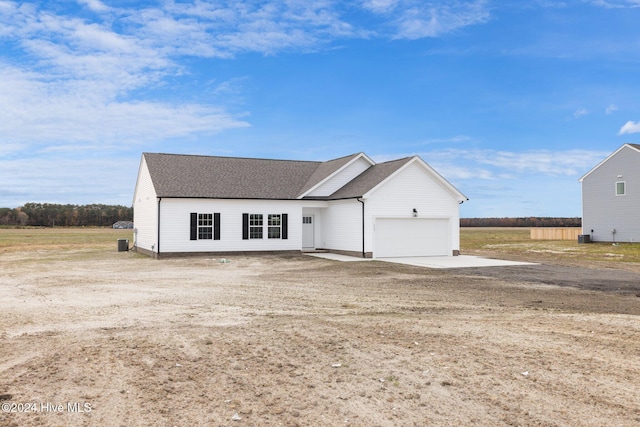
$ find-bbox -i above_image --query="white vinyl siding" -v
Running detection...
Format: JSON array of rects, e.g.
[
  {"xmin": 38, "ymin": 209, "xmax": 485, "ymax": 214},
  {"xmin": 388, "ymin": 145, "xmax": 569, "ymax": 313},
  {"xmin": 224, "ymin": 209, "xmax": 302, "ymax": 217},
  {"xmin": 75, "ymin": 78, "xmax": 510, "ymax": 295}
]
[
  {"xmin": 321, "ymin": 200, "xmax": 363, "ymax": 253},
  {"xmin": 582, "ymin": 145, "xmax": 640, "ymax": 242},
  {"xmin": 366, "ymin": 161, "xmax": 460, "ymax": 257},
  {"xmin": 158, "ymin": 199, "xmax": 302, "ymax": 253},
  {"xmin": 132, "ymin": 157, "xmax": 158, "ymax": 253},
  {"xmin": 305, "ymin": 157, "xmax": 371, "ymax": 197}
]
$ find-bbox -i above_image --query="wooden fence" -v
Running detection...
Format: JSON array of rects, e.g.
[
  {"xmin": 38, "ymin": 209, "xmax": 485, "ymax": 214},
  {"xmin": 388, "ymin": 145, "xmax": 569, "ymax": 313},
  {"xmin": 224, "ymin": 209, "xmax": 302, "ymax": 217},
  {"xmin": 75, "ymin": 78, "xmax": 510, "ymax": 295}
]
[{"xmin": 530, "ymin": 228, "xmax": 582, "ymax": 241}]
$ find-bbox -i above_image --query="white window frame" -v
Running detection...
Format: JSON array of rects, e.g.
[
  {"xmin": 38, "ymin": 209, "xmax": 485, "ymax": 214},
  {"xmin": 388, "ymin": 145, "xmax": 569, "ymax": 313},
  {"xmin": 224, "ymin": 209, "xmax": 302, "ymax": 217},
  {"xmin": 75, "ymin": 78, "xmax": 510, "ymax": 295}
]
[
  {"xmin": 616, "ymin": 181, "xmax": 626, "ymax": 196},
  {"xmin": 198, "ymin": 213, "xmax": 213, "ymax": 240},
  {"xmin": 249, "ymin": 214, "xmax": 263, "ymax": 239},
  {"xmin": 268, "ymin": 214, "xmax": 281, "ymax": 239}
]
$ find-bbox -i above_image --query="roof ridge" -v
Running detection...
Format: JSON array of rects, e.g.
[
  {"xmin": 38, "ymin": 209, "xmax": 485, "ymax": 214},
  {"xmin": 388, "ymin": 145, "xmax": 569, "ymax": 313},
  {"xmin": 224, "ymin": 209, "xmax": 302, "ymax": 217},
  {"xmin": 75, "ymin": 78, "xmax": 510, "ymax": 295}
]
[
  {"xmin": 144, "ymin": 152, "xmax": 322, "ymax": 164},
  {"xmin": 375, "ymin": 156, "xmax": 415, "ymax": 164}
]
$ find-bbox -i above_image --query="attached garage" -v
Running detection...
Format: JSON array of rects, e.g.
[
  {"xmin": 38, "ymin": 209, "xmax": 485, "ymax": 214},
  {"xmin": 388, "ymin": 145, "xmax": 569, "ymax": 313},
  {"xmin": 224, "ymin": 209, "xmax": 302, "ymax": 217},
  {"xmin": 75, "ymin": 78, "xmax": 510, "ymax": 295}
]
[{"xmin": 374, "ymin": 218, "xmax": 450, "ymax": 258}]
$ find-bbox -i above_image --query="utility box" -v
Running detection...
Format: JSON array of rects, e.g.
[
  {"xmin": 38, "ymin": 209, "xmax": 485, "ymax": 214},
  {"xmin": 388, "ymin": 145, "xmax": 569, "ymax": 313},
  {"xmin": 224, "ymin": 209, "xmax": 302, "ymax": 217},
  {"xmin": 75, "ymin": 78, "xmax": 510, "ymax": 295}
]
[
  {"xmin": 577, "ymin": 234, "xmax": 591, "ymax": 244},
  {"xmin": 117, "ymin": 239, "xmax": 129, "ymax": 252}
]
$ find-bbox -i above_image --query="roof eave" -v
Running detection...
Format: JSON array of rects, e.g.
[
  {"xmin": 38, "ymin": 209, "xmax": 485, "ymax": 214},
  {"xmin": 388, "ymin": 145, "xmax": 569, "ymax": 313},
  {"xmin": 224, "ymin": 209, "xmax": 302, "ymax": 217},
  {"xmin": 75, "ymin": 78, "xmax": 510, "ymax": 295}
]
[
  {"xmin": 578, "ymin": 143, "xmax": 640, "ymax": 182},
  {"xmin": 362, "ymin": 156, "xmax": 468, "ymax": 202},
  {"xmin": 296, "ymin": 152, "xmax": 375, "ymax": 199}
]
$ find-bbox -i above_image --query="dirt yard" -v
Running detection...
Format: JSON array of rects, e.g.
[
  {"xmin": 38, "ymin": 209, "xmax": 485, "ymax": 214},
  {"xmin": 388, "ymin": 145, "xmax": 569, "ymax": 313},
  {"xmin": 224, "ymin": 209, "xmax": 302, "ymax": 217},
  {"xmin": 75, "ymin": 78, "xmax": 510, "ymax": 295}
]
[{"xmin": 1, "ymin": 241, "xmax": 640, "ymax": 426}]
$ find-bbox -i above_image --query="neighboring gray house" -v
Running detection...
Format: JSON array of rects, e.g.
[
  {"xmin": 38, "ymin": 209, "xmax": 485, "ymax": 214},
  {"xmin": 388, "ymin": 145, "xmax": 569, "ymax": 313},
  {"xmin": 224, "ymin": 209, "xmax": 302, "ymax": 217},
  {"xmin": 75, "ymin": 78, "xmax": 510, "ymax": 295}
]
[
  {"xmin": 579, "ymin": 143, "xmax": 640, "ymax": 243},
  {"xmin": 133, "ymin": 152, "xmax": 468, "ymax": 258}
]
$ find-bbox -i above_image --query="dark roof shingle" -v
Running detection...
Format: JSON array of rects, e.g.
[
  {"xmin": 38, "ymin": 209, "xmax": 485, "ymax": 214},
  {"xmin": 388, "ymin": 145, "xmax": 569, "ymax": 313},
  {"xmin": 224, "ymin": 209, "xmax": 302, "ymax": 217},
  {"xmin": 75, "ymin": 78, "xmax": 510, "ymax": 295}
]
[
  {"xmin": 143, "ymin": 152, "xmax": 418, "ymax": 200},
  {"xmin": 144, "ymin": 153, "xmax": 320, "ymax": 199},
  {"xmin": 325, "ymin": 157, "xmax": 413, "ymax": 199}
]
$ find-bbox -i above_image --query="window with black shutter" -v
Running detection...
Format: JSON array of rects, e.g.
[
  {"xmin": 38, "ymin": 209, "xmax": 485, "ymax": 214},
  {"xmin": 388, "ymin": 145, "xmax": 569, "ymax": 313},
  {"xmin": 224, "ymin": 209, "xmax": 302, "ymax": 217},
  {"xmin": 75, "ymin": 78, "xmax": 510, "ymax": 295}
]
[{"xmin": 190, "ymin": 212, "xmax": 220, "ymax": 240}]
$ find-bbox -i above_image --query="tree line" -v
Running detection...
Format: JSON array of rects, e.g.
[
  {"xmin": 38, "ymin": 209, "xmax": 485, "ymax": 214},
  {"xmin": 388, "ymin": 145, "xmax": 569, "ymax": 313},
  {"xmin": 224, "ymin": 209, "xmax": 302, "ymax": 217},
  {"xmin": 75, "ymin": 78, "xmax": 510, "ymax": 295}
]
[
  {"xmin": 1, "ymin": 205, "xmax": 580, "ymax": 228},
  {"xmin": 460, "ymin": 217, "xmax": 582, "ymax": 227},
  {"xmin": 0, "ymin": 203, "xmax": 133, "ymax": 227}
]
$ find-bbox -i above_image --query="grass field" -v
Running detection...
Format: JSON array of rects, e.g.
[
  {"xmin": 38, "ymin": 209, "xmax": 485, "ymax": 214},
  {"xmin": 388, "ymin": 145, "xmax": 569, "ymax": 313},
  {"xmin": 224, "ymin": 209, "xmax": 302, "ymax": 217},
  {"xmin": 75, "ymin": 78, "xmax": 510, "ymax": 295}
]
[
  {"xmin": 2, "ymin": 226, "xmax": 640, "ymax": 265},
  {"xmin": 461, "ymin": 227, "xmax": 640, "ymax": 264},
  {"xmin": 0, "ymin": 227, "xmax": 133, "ymax": 252}
]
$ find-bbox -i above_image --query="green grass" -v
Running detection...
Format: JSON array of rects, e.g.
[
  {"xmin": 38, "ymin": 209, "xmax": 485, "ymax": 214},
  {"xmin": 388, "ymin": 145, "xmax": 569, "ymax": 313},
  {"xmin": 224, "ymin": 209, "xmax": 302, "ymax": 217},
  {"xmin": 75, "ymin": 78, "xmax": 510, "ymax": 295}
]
[
  {"xmin": 461, "ymin": 227, "xmax": 640, "ymax": 264},
  {"xmin": 0, "ymin": 227, "xmax": 133, "ymax": 252},
  {"xmin": 2, "ymin": 227, "xmax": 639, "ymax": 265}
]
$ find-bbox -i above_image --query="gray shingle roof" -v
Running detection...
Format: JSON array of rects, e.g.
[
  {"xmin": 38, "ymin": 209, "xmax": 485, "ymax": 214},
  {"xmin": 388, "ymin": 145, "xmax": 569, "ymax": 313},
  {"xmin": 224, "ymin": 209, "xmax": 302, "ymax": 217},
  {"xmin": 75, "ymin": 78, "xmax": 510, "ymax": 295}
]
[
  {"xmin": 297, "ymin": 153, "xmax": 363, "ymax": 196},
  {"xmin": 324, "ymin": 157, "xmax": 413, "ymax": 199},
  {"xmin": 144, "ymin": 153, "xmax": 321, "ymax": 199},
  {"xmin": 143, "ymin": 152, "xmax": 460, "ymax": 201}
]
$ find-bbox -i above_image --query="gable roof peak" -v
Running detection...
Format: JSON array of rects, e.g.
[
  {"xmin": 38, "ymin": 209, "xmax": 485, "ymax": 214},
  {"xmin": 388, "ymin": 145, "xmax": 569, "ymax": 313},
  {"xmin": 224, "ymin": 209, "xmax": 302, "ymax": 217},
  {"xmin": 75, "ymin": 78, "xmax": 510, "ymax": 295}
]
[{"xmin": 579, "ymin": 143, "xmax": 640, "ymax": 182}]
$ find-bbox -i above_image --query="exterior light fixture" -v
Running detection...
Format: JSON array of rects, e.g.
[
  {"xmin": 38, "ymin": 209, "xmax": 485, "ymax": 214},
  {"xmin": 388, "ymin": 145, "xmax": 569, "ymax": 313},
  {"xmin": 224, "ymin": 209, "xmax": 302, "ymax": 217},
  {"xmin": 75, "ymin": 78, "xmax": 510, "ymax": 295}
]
[{"xmin": 412, "ymin": 208, "xmax": 418, "ymax": 217}]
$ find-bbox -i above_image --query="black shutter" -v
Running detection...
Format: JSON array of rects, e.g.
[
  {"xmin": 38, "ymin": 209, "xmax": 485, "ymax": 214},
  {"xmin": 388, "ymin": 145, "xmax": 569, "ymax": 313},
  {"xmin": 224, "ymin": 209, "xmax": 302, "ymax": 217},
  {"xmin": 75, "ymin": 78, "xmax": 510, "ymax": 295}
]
[
  {"xmin": 282, "ymin": 213, "xmax": 288, "ymax": 240},
  {"xmin": 190, "ymin": 213, "xmax": 197, "ymax": 240},
  {"xmin": 214, "ymin": 213, "xmax": 221, "ymax": 240},
  {"xmin": 242, "ymin": 213, "xmax": 249, "ymax": 240}
]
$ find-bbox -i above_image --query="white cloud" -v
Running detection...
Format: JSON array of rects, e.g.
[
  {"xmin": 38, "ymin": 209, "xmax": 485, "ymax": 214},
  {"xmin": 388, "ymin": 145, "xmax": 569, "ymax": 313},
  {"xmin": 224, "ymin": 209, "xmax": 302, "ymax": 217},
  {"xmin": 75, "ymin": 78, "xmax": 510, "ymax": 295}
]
[
  {"xmin": 618, "ymin": 121, "xmax": 640, "ymax": 135},
  {"xmin": 361, "ymin": 0, "xmax": 401, "ymax": 13},
  {"xmin": 77, "ymin": 0, "xmax": 110, "ymax": 13},
  {"xmin": 390, "ymin": 1, "xmax": 492, "ymax": 40},
  {"xmin": 0, "ymin": 2, "xmax": 258, "ymax": 151},
  {"xmin": 0, "ymin": 0, "xmax": 496, "ymax": 153},
  {"xmin": 587, "ymin": 0, "xmax": 640, "ymax": 8},
  {"xmin": 423, "ymin": 148, "xmax": 610, "ymax": 178},
  {"xmin": 573, "ymin": 108, "xmax": 589, "ymax": 119},
  {"xmin": 0, "ymin": 63, "xmax": 249, "ymax": 146},
  {"xmin": 605, "ymin": 104, "xmax": 618, "ymax": 115}
]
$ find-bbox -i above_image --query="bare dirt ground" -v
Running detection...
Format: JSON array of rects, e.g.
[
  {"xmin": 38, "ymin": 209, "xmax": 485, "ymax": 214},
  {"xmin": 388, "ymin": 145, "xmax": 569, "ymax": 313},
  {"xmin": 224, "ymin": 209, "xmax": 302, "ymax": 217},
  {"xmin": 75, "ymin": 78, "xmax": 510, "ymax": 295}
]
[{"xmin": 1, "ymin": 247, "xmax": 640, "ymax": 426}]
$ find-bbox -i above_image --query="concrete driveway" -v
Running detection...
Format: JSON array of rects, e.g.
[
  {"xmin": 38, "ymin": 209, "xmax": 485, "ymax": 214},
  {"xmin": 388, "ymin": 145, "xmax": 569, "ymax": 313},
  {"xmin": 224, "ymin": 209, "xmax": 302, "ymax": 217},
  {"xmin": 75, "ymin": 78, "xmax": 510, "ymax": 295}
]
[
  {"xmin": 306, "ymin": 253, "xmax": 536, "ymax": 269},
  {"xmin": 377, "ymin": 255, "xmax": 537, "ymax": 269}
]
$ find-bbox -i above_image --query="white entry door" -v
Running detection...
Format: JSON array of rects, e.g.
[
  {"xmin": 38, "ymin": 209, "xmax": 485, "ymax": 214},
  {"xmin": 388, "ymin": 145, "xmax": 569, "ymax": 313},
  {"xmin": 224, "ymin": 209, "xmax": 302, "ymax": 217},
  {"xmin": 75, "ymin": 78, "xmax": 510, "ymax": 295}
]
[{"xmin": 302, "ymin": 215, "xmax": 314, "ymax": 248}]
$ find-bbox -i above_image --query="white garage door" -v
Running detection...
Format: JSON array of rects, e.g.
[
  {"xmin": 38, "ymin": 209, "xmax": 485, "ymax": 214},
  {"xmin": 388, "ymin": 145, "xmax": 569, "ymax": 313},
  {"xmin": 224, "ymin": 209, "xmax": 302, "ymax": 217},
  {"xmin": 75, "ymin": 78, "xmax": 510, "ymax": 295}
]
[{"xmin": 375, "ymin": 218, "xmax": 450, "ymax": 258}]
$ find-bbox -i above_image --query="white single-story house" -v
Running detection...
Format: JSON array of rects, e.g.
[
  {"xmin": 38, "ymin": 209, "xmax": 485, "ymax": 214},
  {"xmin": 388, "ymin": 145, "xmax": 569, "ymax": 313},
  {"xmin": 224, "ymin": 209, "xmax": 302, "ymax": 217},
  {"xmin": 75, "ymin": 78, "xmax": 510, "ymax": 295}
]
[
  {"xmin": 579, "ymin": 143, "xmax": 640, "ymax": 243},
  {"xmin": 132, "ymin": 152, "xmax": 468, "ymax": 258}
]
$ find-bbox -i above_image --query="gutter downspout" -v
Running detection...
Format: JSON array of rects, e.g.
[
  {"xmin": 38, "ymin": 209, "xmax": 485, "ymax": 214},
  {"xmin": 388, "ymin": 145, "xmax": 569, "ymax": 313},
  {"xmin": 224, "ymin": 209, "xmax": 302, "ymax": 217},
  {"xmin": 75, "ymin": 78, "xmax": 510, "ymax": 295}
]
[
  {"xmin": 357, "ymin": 198, "xmax": 365, "ymax": 258},
  {"xmin": 157, "ymin": 197, "xmax": 161, "ymax": 257}
]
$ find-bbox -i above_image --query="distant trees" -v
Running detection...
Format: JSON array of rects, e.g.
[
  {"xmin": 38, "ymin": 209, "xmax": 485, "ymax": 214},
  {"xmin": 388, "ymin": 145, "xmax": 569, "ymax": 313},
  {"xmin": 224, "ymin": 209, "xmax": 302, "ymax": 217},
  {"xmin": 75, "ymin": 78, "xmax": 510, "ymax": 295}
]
[
  {"xmin": 1, "ymin": 206, "xmax": 579, "ymax": 228},
  {"xmin": 0, "ymin": 203, "xmax": 133, "ymax": 227},
  {"xmin": 460, "ymin": 217, "xmax": 582, "ymax": 227}
]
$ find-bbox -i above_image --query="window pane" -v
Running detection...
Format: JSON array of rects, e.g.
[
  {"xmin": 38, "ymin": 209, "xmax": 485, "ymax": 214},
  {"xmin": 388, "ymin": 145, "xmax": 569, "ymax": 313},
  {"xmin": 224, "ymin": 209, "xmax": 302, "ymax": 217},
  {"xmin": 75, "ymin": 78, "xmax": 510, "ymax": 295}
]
[
  {"xmin": 268, "ymin": 214, "xmax": 281, "ymax": 238},
  {"xmin": 199, "ymin": 227, "xmax": 212, "ymax": 239},
  {"xmin": 268, "ymin": 227, "xmax": 280, "ymax": 239},
  {"xmin": 268, "ymin": 214, "xmax": 281, "ymax": 226},
  {"xmin": 248, "ymin": 213, "xmax": 263, "ymax": 239},
  {"xmin": 199, "ymin": 213, "xmax": 212, "ymax": 226},
  {"xmin": 197, "ymin": 213, "xmax": 213, "ymax": 239},
  {"xmin": 250, "ymin": 214, "xmax": 263, "ymax": 226},
  {"xmin": 250, "ymin": 227, "xmax": 263, "ymax": 239},
  {"xmin": 616, "ymin": 182, "xmax": 625, "ymax": 195}
]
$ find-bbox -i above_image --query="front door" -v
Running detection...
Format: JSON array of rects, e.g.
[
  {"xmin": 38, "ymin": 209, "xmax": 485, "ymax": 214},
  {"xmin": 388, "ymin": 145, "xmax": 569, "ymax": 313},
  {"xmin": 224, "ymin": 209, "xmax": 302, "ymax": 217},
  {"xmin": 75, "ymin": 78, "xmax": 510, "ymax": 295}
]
[{"xmin": 302, "ymin": 215, "xmax": 314, "ymax": 249}]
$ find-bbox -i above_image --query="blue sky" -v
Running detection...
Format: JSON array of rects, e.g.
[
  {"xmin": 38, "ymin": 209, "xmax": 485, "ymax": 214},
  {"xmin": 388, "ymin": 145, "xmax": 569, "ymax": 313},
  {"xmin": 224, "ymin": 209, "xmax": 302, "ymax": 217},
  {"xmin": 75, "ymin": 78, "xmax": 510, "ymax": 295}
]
[{"xmin": 2, "ymin": 0, "xmax": 640, "ymax": 217}]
